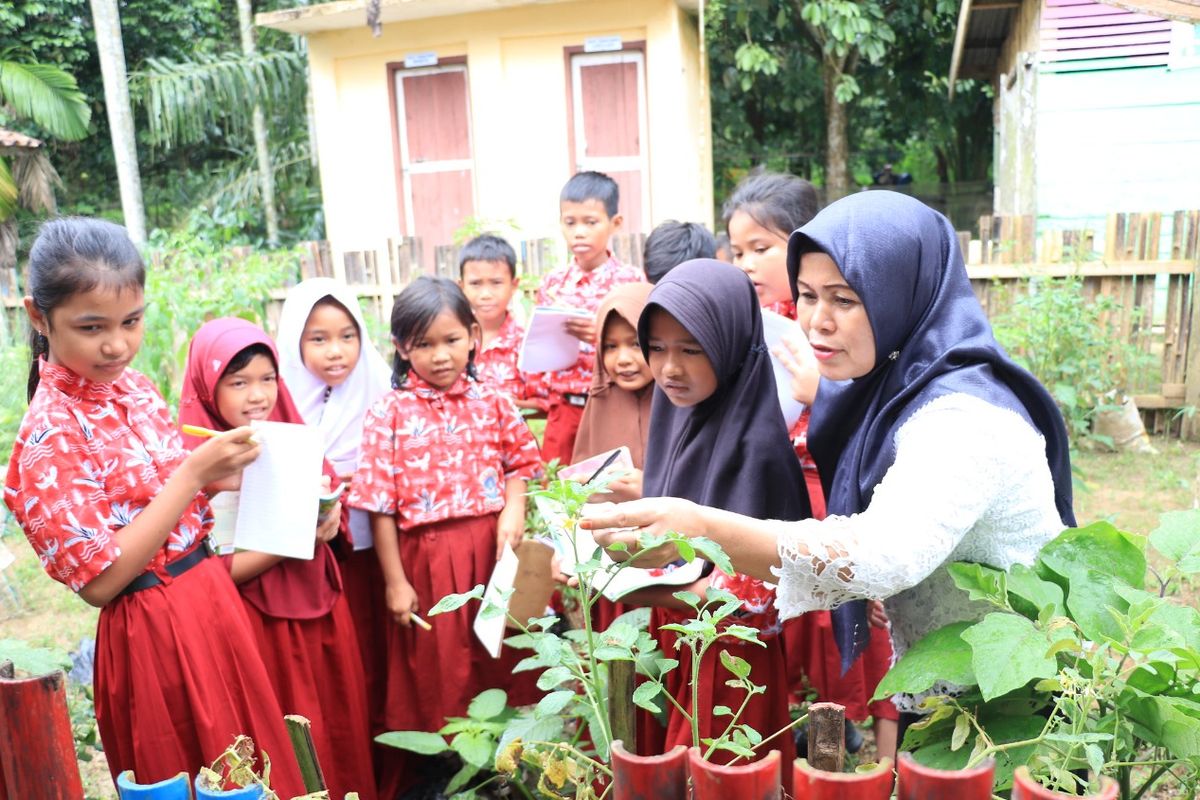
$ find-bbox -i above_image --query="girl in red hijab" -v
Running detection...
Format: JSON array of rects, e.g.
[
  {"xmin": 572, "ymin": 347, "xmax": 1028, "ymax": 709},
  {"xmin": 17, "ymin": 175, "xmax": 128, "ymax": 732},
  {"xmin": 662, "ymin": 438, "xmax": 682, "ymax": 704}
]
[{"xmin": 180, "ymin": 317, "xmax": 376, "ymax": 800}]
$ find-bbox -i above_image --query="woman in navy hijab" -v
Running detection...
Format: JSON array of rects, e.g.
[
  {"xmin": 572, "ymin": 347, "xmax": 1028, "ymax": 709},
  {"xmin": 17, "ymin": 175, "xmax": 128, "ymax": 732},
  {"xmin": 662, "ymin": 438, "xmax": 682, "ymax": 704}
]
[{"xmin": 583, "ymin": 191, "xmax": 1074, "ymax": 732}]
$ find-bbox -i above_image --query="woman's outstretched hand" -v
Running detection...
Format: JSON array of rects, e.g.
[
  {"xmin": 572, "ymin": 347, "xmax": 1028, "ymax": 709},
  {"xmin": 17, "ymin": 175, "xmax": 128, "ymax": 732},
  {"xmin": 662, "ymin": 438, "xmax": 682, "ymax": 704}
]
[{"xmin": 579, "ymin": 497, "xmax": 704, "ymax": 568}]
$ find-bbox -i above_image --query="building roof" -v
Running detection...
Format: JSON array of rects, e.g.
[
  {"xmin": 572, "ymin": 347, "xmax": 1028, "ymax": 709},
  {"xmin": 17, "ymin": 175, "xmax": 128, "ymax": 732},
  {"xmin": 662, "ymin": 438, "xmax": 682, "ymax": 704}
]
[
  {"xmin": 0, "ymin": 128, "xmax": 44, "ymax": 150},
  {"xmin": 949, "ymin": 0, "xmax": 1200, "ymax": 89},
  {"xmin": 258, "ymin": 0, "xmax": 700, "ymax": 35}
]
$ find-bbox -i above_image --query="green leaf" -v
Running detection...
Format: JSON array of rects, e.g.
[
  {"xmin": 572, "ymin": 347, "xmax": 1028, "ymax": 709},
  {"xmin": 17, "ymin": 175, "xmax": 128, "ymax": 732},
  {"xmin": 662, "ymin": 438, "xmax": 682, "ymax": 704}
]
[
  {"xmin": 467, "ymin": 689, "xmax": 508, "ymax": 721},
  {"xmin": 1122, "ymin": 691, "xmax": 1200, "ymax": 760},
  {"xmin": 535, "ymin": 690, "xmax": 575, "ymax": 718},
  {"xmin": 672, "ymin": 590, "xmax": 702, "ymax": 610},
  {"xmin": 632, "ymin": 681, "xmax": 663, "ymax": 714},
  {"xmin": 1150, "ymin": 509, "xmax": 1200, "ymax": 572},
  {"xmin": 451, "ymin": 730, "xmax": 496, "ymax": 768},
  {"xmin": 690, "ymin": 536, "xmax": 734, "ymax": 576},
  {"xmin": 537, "ymin": 666, "xmax": 573, "ymax": 691},
  {"xmin": 1006, "ymin": 564, "xmax": 1065, "ymax": 620},
  {"xmin": 0, "ymin": 59, "xmax": 91, "ymax": 140},
  {"xmin": 713, "ymin": 705, "xmax": 733, "ymax": 717},
  {"xmin": 947, "ymin": 562, "xmax": 1009, "ymax": 608},
  {"xmin": 1063, "ymin": 568, "xmax": 1130, "ymax": 644},
  {"xmin": 444, "ymin": 761, "xmax": 480, "ymax": 795},
  {"xmin": 1037, "ymin": 522, "xmax": 1146, "ymax": 590},
  {"xmin": 951, "ymin": 713, "xmax": 971, "ymax": 751},
  {"xmin": 375, "ymin": 730, "xmax": 449, "ymax": 754},
  {"xmin": 962, "ymin": 614, "xmax": 1058, "ymax": 701},
  {"xmin": 0, "ymin": 639, "xmax": 72, "ymax": 675},
  {"xmin": 874, "ymin": 622, "xmax": 976, "ymax": 699},
  {"xmin": 719, "ymin": 649, "xmax": 752, "ymax": 680},
  {"xmin": 428, "ymin": 585, "xmax": 485, "ymax": 615},
  {"xmin": 594, "ymin": 646, "xmax": 634, "ymax": 661}
]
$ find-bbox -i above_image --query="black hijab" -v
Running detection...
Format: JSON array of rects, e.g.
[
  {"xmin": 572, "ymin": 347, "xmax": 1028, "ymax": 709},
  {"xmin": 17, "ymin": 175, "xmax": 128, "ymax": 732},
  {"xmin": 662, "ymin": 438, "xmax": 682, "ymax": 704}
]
[
  {"xmin": 639, "ymin": 259, "xmax": 810, "ymax": 523},
  {"xmin": 787, "ymin": 190, "xmax": 1076, "ymax": 668}
]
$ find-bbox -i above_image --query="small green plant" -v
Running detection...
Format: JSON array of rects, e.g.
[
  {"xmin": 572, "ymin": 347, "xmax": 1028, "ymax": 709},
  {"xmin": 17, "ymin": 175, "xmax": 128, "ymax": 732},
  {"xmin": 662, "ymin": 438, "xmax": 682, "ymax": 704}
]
[
  {"xmin": 378, "ymin": 473, "xmax": 783, "ymax": 798},
  {"xmin": 992, "ymin": 276, "xmax": 1157, "ymax": 446},
  {"xmin": 876, "ymin": 510, "xmax": 1200, "ymax": 797}
]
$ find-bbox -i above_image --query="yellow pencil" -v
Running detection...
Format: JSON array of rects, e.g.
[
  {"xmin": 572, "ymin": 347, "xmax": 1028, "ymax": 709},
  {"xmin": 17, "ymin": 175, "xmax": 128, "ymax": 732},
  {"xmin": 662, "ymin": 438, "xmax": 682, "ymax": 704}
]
[
  {"xmin": 182, "ymin": 424, "xmax": 260, "ymax": 444},
  {"xmin": 409, "ymin": 612, "xmax": 433, "ymax": 632}
]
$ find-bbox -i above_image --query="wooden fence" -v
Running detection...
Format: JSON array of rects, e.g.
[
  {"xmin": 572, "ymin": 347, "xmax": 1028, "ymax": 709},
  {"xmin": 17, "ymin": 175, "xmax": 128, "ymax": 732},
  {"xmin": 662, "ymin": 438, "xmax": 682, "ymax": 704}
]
[{"xmin": 964, "ymin": 210, "xmax": 1200, "ymax": 436}]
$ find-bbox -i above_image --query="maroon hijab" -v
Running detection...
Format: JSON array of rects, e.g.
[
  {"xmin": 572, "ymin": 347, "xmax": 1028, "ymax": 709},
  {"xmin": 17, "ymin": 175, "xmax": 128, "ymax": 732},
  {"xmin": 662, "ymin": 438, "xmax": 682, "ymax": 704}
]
[{"xmin": 180, "ymin": 317, "xmax": 341, "ymax": 619}]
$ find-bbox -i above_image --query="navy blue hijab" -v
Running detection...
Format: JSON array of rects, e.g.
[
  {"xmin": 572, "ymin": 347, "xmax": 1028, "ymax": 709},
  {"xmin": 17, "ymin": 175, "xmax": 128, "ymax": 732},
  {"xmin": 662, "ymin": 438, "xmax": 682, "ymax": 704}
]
[
  {"xmin": 787, "ymin": 191, "xmax": 1075, "ymax": 670},
  {"xmin": 640, "ymin": 259, "xmax": 810, "ymax": 523}
]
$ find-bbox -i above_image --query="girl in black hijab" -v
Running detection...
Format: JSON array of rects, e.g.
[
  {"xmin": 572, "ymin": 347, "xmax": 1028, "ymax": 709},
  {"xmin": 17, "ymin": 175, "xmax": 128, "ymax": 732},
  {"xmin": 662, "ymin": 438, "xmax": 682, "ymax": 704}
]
[{"xmin": 638, "ymin": 259, "xmax": 810, "ymax": 774}]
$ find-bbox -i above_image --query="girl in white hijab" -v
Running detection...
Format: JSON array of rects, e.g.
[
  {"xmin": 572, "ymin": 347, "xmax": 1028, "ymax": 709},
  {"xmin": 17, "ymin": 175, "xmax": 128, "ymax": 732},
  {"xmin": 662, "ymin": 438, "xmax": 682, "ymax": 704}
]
[{"xmin": 276, "ymin": 277, "xmax": 394, "ymax": 742}]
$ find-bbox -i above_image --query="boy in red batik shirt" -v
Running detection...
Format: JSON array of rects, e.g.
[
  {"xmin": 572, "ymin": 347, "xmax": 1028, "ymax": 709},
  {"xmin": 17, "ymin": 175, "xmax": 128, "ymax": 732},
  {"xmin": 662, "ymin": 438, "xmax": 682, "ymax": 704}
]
[
  {"xmin": 536, "ymin": 171, "xmax": 644, "ymax": 464},
  {"xmin": 460, "ymin": 233, "xmax": 545, "ymax": 413}
]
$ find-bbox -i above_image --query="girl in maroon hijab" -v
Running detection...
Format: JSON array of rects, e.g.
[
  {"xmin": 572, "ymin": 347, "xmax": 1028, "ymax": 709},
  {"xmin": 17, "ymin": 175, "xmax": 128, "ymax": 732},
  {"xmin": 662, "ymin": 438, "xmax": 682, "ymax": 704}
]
[{"xmin": 180, "ymin": 317, "xmax": 376, "ymax": 800}]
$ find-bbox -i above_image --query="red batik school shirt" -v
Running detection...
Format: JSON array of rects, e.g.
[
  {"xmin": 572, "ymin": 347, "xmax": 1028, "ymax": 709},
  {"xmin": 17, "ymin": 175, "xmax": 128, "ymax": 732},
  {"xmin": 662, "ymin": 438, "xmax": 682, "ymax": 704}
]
[
  {"xmin": 474, "ymin": 314, "xmax": 547, "ymax": 410},
  {"xmin": 347, "ymin": 374, "xmax": 541, "ymax": 531},
  {"xmin": 534, "ymin": 254, "xmax": 644, "ymax": 398},
  {"xmin": 5, "ymin": 361, "xmax": 213, "ymax": 593}
]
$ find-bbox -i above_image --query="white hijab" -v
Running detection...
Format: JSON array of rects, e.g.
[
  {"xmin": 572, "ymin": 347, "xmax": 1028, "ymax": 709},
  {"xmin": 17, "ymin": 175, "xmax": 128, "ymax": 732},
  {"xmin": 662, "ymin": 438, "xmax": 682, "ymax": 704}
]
[{"xmin": 277, "ymin": 278, "xmax": 393, "ymax": 548}]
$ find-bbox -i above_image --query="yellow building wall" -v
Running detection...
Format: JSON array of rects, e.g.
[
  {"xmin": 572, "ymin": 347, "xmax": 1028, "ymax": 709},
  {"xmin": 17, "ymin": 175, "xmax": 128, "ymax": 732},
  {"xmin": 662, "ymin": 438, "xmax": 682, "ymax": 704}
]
[{"xmin": 302, "ymin": 0, "xmax": 712, "ymax": 262}]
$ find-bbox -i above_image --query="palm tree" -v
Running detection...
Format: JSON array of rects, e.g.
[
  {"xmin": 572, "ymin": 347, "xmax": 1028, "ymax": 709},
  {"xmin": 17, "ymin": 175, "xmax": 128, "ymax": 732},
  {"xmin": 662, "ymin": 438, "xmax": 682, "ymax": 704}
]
[
  {"xmin": 0, "ymin": 55, "xmax": 91, "ymax": 268},
  {"xmin": 130, "ymin": 45, "xmax": 308, "ymax": 243}
]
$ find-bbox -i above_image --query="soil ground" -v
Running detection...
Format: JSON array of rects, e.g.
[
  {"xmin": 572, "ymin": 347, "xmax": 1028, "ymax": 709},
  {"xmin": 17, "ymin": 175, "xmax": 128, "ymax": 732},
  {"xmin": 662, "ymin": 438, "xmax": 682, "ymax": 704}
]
[{"xmin": 1, "ymin": 438, "xmax": 1197, "ymax": 798}]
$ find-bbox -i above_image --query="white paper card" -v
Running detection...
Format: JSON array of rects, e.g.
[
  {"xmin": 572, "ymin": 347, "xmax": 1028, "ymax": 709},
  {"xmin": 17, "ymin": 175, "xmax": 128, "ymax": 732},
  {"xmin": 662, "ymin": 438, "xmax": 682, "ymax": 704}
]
[
  {"xmin": 234, "ymin": 421, "xmax": 323, "ymax": 560},
  {"xmin": 474, "ymin": 543, "xmax": 520, "ymax": 658},
  {"xmin": 517, "ymin": 306, "xmax": 593, "ymax": 373},
  {"xmin": 761, "ymin": 308, "xmax": 808, "ymax": 429}
]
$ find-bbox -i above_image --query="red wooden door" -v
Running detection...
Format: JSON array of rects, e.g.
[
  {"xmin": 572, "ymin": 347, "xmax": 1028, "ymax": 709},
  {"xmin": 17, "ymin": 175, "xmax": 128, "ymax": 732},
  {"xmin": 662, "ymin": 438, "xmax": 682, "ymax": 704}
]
[
  {"xmin": 570, "ymin": 50, "xmax": 649, "ymax": 234},
  {"xmin": 394, "ymin": 65, "xmax": 475, "ymax": 260}
]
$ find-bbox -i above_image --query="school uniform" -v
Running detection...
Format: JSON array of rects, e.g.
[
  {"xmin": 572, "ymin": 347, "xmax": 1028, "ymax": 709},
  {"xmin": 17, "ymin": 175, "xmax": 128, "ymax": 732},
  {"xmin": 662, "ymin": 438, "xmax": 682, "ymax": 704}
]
[
  {"xmin": 475, "ymin": 313, "xmax": 546, "ymax": 411},
  {"xmin": 276, "ymin": 279, "xmax": 394, "ymax": 740},
  {"xmin": 4, "ymin": 361, "xmax": 304, "ymax": 796},
  {"xmin": 535, "ymin": 254, "xmax": 644, "ymax": 464},
  {"xmin": 637, "ymin": 261, "xmax": 807, "ymax": 789},
  {"xmin": 348, "ymin": 374, "xmax": 541, "ymax": 732},
  {"xmin": 179, "ymin": 318, "xmax": 376, "ymax": 800}
]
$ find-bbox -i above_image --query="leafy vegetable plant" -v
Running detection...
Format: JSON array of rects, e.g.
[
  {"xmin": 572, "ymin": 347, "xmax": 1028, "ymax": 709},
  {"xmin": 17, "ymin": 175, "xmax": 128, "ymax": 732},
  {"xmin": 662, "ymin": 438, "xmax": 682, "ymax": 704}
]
[
  {"xmin": 377, "ymin": 474, "xmax": 776, "ymax": 798},
  {"xmin": 876, "ymin": 510, "xmax": 1200, "ymax": 797}
]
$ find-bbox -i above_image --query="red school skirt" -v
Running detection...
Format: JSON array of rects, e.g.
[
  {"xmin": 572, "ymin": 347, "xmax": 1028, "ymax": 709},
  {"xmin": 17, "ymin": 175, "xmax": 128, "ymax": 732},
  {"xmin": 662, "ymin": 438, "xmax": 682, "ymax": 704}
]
[
  {"xmin": 241, "ymin": 592, "xmax": 377, "ymax": 800},
  {"xmin": 383, "ymin": 513, "xmax": 502, "ymax": 733},
  {"xmin": 93, "ymin": 556, "xmax": 305, "ymax": 796},
  {"xmin": 649, "ymin": 607, "xmax": 796, "ymax": 795},
  {"xmin": 340, "ymin": 547, "xmax": 390, "ymax": 732},
  {"xmin": 782, "ymin": 611, "xmax": 899, "ymax": 722}
]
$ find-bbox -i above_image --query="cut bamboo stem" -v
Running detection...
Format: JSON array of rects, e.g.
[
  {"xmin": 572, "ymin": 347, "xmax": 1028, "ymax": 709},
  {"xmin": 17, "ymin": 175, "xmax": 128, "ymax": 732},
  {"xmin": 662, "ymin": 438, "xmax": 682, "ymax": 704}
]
[
  {"xmin": 285, "ymin": 714, "xmax": 328, "ymax": 793},
  {"xmin": 807, "ymin": 702, "xmax": 846, "ymax": 773}
]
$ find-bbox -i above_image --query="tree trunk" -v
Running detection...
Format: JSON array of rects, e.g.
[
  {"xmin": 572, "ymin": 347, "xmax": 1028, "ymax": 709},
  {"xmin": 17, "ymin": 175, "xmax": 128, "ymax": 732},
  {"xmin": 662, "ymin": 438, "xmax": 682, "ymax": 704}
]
[
  {"xmin": 89, "ymin": 0, "xmax": 146, "ymax": 244},
  {"xmin": 236, "ymin": 0, "xmax": 280, "ymax": 246},
  {"xmin": 822, "ymin": 57, "xmax": 851, "ymax": 201}
]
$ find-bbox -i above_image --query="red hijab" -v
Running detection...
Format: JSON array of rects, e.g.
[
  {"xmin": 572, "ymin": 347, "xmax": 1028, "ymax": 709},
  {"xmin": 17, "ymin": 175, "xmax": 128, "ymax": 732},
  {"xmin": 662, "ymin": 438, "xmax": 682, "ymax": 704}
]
[{"xmin": 179, "ymin": 317, "xmax": 341, "ymax": 619}]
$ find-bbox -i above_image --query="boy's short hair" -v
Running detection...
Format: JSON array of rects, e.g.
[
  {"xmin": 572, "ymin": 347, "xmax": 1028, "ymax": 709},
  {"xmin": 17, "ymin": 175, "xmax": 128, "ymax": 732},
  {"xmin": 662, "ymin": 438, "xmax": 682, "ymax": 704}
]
[
  {"xmin": 560, "ymin": 171, "xmax": 620, "ymax": 218},
  {"xmin": 642, "ymin": 220, "xmax": 717, "ymax": 284},
  {"xmin": 458, "ymin": 234, "xmax": 518, "ymax": 279}
]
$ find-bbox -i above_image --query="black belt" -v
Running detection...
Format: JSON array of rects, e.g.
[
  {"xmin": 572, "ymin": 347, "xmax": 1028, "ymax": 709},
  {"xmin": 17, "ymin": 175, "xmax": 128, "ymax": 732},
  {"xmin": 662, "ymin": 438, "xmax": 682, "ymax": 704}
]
[
  {"xmin": 117, "ymin": 543, "xmax": 212, "ymax": 598},
  {"xmin": 563, "ymin": 392, "xmax": 589, "ymax": 408}
]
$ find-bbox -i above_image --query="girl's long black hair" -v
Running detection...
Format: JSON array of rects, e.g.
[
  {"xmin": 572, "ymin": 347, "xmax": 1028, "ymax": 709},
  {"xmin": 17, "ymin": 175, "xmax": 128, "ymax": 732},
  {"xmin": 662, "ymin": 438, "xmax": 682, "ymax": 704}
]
[
  {"xmin": 388, "ymin": 276, "xmax": 479, "ymax": 388},
  {"xmin": 25, "ymin": 218, "xmax": 146, "ymax": 401}
]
